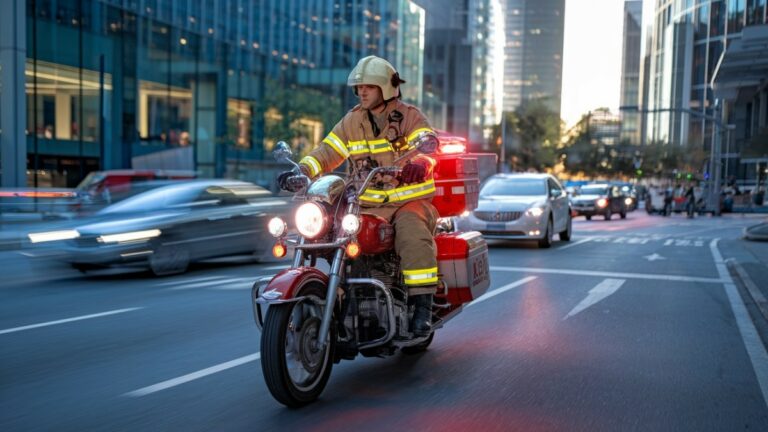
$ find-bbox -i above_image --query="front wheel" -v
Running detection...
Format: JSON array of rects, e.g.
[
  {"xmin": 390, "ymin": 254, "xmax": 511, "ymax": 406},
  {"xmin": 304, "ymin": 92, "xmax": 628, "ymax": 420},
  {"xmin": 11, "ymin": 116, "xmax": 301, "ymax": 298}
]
[
  {"xmin": 559, "ymin": 214, "xmax": 572, "ymax": 241},
  {"xmin": 537, "ymin": 218, "xmax": 553, "ymax": 248},
  {"xmin": 260, "ymin": 282, "xmax": 333, "ymax": 407}
]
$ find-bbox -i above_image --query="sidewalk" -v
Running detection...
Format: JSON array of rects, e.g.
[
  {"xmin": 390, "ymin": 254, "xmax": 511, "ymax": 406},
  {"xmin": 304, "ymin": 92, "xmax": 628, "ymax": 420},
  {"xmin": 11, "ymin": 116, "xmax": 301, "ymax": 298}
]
[{"xmin": 725, "ymin": 223, "xmax": 768, "ymax": 340}]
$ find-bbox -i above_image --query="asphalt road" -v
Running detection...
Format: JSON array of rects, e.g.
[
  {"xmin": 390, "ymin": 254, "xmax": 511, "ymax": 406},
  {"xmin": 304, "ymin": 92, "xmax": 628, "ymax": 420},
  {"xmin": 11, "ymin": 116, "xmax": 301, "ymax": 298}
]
[{"xmin": 2, "ymin": 212, "xmax": 767, "ymax": 431}]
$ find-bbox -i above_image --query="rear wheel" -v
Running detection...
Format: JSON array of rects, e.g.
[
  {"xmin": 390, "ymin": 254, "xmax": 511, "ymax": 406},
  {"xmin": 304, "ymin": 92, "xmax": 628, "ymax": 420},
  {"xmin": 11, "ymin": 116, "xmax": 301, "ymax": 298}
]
[
  {"xmin": 604, "ymin": 209, "xmax": 612, "ymax": 221},
  {"xmin": 585, "ymin": 215, "xmax": 592, "ymax": 221},
  {"xmin": 260, "ymin": 282, "xmax": 333, "ymax": 407},
  {"xmin": 538, "ymin": 218, "xmax": 553, "ymax": 248},
  {"xmin": 559, "ymin": 214, "xmax": 572, "ymax": 241},
  {"xmin": 620, "ymin": 209, "xmax": 627, "ymax": 219}
]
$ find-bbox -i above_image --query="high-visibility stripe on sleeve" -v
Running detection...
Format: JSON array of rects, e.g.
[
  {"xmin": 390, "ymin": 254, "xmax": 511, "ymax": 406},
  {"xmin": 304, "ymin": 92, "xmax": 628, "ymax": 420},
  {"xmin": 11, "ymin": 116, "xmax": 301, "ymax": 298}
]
[
  {"xmin": 403, "ymin": 266, "xmax": 438, "ymax": 286},
  {"xmin": 388, "ymin": 179, "xmax": 435, "ymax": 202},
  {"xmin": 406, "ymin": 128, "xmax": 435, "ymax": 143},
  {"xmin": 347, "ymin": 140, "xmax": 370, "ymax": 155},
  {"xmin": 299, "ymin": 156, "xmax": 322, "ymax": 177},
  {"xmin": 323, "ymin": 132, "xmax": 350, "ymax": 158},
  {"xmin": 368, "ymin": 139, "xmax": 393, "ymax": 154}
]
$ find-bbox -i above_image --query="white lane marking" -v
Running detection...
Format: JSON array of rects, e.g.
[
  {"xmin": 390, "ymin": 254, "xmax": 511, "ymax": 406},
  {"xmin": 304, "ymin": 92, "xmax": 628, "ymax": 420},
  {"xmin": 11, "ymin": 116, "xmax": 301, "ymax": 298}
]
[
  {"xmin": 157, "ymin": 276, "xmax": 223, "ymax": 287},
  {"xmin": 557, "ymin": 237, "xmax": 592, "ymax": 251},
  {"xmin": 124, "ymin": 353, "xmax": 261, "ymax": 397},
  {"xmin": 490, "ymin": 266, "xmax": 725, "ymax": 284},
  {"xmin": 467, "ymin": 276, "xmax": 537, "ymax": 308},
  {"xmin": 0, "ymin": 308, "xmax": 142, "ymax": 336},
  {"xmin": 166, "ymin": 277, "xmax": 248, "ymax": 291},
  {"xmin": 563, "ymin": 278, "xmax": 625, "ymax": 320},
  {"xmin": 643, "ymin": 253, "xmax": 666, "ymax": 261},
  {"xmin": 710, "ymin": 238, "xmax": 768, "ymax": 410}
]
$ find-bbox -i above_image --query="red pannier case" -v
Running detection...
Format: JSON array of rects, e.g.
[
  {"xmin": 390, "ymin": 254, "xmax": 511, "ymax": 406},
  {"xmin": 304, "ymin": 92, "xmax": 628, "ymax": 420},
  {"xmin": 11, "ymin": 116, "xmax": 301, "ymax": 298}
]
[
  {"xmin": 435, "ymin": 231, "xmax": 490, "ymax": 305},
  {"xmin": 431, "ymin": 153, "xmax": 480, "ymax": 217}
]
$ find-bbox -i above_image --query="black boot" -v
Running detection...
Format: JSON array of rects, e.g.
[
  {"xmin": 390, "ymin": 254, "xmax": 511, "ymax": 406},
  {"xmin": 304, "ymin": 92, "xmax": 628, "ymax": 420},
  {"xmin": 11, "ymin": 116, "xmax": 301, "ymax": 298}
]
[{"xmin": 410, "ymin": 294, "xmax": 433, "ymax": 337}]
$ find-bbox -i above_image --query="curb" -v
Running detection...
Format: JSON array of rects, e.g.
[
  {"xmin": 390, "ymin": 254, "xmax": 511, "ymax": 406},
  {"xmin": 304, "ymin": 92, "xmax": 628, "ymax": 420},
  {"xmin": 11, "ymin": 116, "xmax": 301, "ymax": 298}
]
[{"xmin": 726, "ymin": 258, "xmax": 768, "ymax": 322}]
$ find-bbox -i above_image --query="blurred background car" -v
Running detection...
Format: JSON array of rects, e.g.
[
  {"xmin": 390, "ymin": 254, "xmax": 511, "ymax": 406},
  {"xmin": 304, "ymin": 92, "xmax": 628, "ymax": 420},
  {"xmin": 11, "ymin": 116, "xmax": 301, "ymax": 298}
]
[
  {"xmin": 27, "ymin": 179, "xmax": 293, "ymax": 275},
  {"xmin": 454, "ymin": 173, "xmax": 572, "ymax": 248},
  {"xmin": 571, "ymin": 183, "xmax": 627, "ymax": 220},
  {"xmin": 610, "ymin": 181, "xmax": 639, "ymax": 212}
]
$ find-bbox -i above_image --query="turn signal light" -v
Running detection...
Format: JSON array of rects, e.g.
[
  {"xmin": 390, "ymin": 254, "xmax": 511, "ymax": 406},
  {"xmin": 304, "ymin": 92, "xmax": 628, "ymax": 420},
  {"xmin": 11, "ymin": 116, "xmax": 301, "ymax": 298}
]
[
  {"xmin": 272, "ymin": 242, "xmax": 287, "ymax": 258},
  {"xmin": 345, "ymin": 242, "xmax": 361, "ymax": 259}
]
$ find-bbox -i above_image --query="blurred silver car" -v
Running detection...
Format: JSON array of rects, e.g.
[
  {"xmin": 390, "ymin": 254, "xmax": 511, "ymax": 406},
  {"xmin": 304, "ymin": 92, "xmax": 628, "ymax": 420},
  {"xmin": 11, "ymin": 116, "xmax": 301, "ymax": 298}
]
[
  {"xmin": 454, "ymin": 173, "xmax": 572, "ymax": 248},
  {"xmin": 27, "ymin": 180, "xmax": 292, "ymax": 275}
]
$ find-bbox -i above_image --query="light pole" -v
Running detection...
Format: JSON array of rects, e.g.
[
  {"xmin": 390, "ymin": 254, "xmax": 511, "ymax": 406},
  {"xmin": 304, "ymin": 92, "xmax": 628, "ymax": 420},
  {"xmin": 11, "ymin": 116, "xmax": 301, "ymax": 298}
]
[{"xmin": 619, "ymin": 105, "xmax": 727, "ymax": 215}]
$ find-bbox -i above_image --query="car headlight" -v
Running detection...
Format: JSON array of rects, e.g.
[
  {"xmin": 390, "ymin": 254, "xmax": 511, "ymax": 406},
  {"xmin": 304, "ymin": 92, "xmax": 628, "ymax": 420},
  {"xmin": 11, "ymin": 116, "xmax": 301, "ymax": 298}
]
[
  {"xmin": 526, "ymin": 206, "xmax": 545, "ymax": 217},
  {"xmin": 268, "ymin": 217, "xmax": 287, "ymax": 238},
  {"xmin": 341, "ymin": 214, "xmax": 361, "ymax": 235},
  {"xmin": 596, "ymin": 198, "xmax": 608, "ymax": 208},
  {"xmin": 98, "ymin": 229, "xmax": 161, "ymax": 244},
  {"xmin": 295, "ymin": 202, "xmax": 328, "ymax": 239},
  {"xmin": 28, "ymin": 230, "xmax": 80, "ymax": 243},
  {"xmin": 624, "ymin": 197, "xmax": 633, "ymax": 206}
]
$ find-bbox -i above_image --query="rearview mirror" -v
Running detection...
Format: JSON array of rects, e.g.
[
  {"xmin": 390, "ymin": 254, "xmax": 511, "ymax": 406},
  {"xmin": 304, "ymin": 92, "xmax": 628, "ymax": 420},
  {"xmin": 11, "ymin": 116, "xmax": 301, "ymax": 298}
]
[
  {"xmin": 273, "ymin": 141, "xmax": 293, "ymax": 162},
  {"xmin": 411, "ymin": 132, "xmax": 439, "ymax": 154}
]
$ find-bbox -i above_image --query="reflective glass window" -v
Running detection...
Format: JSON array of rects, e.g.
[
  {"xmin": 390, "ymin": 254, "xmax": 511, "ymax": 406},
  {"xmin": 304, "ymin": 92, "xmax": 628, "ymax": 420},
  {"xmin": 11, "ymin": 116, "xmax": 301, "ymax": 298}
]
[{"xmin": 728, "ymin": 0, "xmax": 745, "ymax": 33}]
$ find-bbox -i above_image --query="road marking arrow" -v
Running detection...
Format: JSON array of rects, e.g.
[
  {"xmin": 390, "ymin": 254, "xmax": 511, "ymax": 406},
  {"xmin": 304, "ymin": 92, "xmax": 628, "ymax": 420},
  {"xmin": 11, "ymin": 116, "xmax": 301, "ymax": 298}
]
[
  {"xmin": 644, "ymin": 253, "xmax": 666, "ymax": 261},
  {"xmin": 564, "ymin": 278, "xmax": 625, "ymax": 320}
]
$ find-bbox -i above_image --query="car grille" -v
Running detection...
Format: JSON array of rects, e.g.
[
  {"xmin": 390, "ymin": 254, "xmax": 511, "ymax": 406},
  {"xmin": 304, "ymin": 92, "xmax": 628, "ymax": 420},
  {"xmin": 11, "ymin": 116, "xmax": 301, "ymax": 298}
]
[{"xmin": 474, "ymin": 211, "xmax": 523, "ymax": 222}]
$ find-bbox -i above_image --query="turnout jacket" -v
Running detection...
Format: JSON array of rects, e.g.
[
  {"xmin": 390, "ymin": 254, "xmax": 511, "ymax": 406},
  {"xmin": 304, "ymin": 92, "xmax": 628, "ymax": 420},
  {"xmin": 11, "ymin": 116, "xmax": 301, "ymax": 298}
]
[{"xmin": 299, "ymin": 100, "xmax": 436, "ymax": 208}]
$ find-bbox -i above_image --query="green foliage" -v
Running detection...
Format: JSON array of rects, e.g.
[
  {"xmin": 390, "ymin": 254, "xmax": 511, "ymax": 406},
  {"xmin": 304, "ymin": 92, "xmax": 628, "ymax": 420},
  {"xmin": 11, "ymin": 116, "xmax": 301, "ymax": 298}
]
[{"xmin": 492, "ymin": 98, "xmax": 562, "ymax": 171}]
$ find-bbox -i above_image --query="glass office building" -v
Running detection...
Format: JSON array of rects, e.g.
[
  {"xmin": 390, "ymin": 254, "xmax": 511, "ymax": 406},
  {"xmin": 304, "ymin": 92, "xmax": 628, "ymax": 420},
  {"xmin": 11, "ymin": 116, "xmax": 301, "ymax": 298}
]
[
  {"xmin": 646, "ymin": 0, "xmax": 767, "ymax": 148},
  {"xmin": 620, "ymin": 0, "xmax": 643, "ymax": 145},
  {"xmin": 5, "ymin": 0, "xmax": 425, "ymax": 187}
]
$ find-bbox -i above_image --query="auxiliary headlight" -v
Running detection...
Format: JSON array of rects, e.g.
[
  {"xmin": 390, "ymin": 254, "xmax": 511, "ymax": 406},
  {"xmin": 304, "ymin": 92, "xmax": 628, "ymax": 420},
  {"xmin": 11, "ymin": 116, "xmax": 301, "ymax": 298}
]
[
  {"xmin": 341, "ymin": 214, "xmax": 361, "ymax": 235},
  {"xmin": 295, "ymin": 202, "xmax": 328, "ymax": 239},
  {"xmin": 526, "ymin": 206, "xmax": 545, "ymax": 217},
  {"xmin": 596, "ymin": 198, "xmax": 608, "ymax": 208},
  {"xmin": 267, "ymin": 217, "xmax": 287, "ymax": 238},
  {"xmin": 98, "ymin": 229, "xmax": 161, "ymax": 244}
]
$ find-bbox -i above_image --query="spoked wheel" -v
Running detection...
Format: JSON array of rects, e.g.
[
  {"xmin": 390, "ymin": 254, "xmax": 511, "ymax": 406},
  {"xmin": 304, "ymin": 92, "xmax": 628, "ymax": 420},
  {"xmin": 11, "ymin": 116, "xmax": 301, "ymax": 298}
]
[
  {"xmin": 149, "ymin": 244, "xmax": 189, "ymax": 276},
  {"xmin": 260, "ymin": 282, "xmax": 333, "ymax": 407}
]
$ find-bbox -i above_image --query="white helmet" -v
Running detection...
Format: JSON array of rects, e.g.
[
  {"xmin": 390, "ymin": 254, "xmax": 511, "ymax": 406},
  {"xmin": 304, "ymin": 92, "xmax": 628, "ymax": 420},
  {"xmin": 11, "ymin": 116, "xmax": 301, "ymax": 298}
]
[{"xmin": 347, "ymin": 56, "xmax": 405, "ymax": 101}]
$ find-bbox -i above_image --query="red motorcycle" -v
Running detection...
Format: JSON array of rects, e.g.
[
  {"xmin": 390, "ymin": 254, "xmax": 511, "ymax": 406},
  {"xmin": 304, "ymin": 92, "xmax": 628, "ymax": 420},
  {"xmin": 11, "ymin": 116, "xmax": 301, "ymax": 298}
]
[{"xmin": 252, "ymin": 137, "xmax": 490, "ymax": 407}]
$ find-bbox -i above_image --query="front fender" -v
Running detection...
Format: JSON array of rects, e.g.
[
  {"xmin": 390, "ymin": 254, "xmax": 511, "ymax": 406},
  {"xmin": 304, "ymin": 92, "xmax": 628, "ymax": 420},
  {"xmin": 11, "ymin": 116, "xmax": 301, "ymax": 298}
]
[{"xmin": 251, "ymin": 267, "xmax": 330, "ymax": 330}]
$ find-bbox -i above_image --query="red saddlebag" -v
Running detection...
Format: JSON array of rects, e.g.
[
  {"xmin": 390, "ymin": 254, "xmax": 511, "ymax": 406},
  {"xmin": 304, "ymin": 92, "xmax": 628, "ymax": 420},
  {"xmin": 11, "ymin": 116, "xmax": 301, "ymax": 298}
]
[
  {"xmin": 435, "ymin": 231, "xmax": 490, "ymax": 305},
  {"xmin": 431, "ymin": 154, "xmax": 480, "ymax": 217}
]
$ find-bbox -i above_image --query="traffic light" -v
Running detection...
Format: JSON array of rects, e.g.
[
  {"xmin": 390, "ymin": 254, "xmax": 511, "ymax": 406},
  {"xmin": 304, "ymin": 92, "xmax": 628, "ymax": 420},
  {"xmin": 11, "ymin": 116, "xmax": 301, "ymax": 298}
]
[
  {"xmin": 636, "ymin": 169, "xmax": 643, "ymax": 177},
  {"xmin": 686, "ymin": 173, "xmax": 693, "ymax": 180}
]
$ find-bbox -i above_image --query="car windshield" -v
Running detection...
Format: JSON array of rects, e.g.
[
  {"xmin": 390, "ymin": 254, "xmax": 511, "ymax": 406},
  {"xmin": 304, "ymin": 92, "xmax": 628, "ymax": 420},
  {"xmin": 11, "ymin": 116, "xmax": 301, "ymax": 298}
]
[
  {"xmin": 480, "ymin": 178, "xmax": 546, "ymax": 197},
  {"xmin": 98, "ymin": 185, "xmax": 200, "ymax": 214},
  {"xmin": 580, "ymin": 186, "xmax": 608, "ymax": 195}
]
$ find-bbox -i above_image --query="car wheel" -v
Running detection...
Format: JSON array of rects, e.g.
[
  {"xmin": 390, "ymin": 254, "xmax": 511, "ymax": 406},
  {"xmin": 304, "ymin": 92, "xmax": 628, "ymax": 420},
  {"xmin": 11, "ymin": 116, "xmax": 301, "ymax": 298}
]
[
  {"xmin": 604, "ymin": 209, "xmax": 612, "ymax": 220},
  {"xmin": 149, "ymin": 244, "xmax": 190, "ymax": 276},
  {"xmin": 559, "ymin": 214, "xmax": 572, "ymax": 241},
  {"xmin": 620, "ymin": 208, "xmax": 627, "ymax": 219},
  {"xmin": 586, "ymin": 215, "xmax": 592, "ymax": 221},
  {"xmin": 538, "ymin": 218, "xmax": 553, "ymax": 248}
]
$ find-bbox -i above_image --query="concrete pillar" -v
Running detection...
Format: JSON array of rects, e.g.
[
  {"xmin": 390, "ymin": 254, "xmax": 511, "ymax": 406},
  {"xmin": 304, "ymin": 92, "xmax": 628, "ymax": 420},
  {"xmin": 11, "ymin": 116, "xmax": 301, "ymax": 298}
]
[{"xmin": 0, "ymin": 0, "xmax": 27, "ymax": 187}]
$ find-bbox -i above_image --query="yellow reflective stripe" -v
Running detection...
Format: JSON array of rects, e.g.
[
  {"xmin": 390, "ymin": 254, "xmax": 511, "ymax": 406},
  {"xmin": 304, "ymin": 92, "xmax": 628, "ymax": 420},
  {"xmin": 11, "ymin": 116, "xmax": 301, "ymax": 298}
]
[
  {"xmin": 403, "ymin": 266, "xmax": 439, "ymax": 286},
  {"xmin": 360, "ymin": 189, "xmax": 387, "ymax": 203},
  {"xmin": 300, "ymin": 156, "xmax": 321, "ymax": 177},
  {"xmin": 406, "ymin": 128, "xmax": 434, "ymax": 143},
  {"xmin": 368, "ymin": 139, "xmax": 393, "ymax": 154},
  {"xmin": 403, "ymin": 266, "xmax": 438, "ymax": 276},
  {"xmin": 348, "ymin": 140, "xmax": 369, "ymax": 155},
  {"xmin": 388, "ymin": 179, "xmax": 435, "ymax": 202},
  {"xmin": 323, "ymin": 132, "xmax": 349, "ymax": 158}
]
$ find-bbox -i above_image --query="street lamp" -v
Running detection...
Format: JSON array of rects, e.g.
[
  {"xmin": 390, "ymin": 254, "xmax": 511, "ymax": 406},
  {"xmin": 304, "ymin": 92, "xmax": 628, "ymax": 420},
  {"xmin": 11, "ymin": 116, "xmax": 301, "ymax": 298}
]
[{"xmin": 619, "ymin": 104, "xmax": 728, "ymax": 215}]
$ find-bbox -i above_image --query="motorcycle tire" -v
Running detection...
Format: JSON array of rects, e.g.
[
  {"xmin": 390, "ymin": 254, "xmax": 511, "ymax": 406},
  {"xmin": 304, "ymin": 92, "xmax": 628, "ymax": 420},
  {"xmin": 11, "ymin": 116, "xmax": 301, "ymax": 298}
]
[
  {"xmin": 402, "ymin": 333, "xmax": 434, "ymax": 355},
  {"xmin": 260, "ymin": 281, "xmax": 334, "ymax": 407}
]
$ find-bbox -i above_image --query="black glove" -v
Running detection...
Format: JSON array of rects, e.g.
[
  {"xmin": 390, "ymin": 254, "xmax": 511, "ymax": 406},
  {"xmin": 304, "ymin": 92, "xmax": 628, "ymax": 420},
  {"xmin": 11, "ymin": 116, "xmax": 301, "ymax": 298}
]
[
  {"xmin": 401, "ymin": 160, "xmax": 428, "ymax": 184},
  {"xmin": 277, "ymin": 171, "xmax": 308, "ymax": 192}
]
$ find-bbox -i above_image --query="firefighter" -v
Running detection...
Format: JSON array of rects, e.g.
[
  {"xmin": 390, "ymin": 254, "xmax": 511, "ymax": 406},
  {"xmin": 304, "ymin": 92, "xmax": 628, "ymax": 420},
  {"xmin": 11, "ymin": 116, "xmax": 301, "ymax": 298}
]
[{"xmin": 277, "ymin": 56, "xmax": 439, "ymax": 337}]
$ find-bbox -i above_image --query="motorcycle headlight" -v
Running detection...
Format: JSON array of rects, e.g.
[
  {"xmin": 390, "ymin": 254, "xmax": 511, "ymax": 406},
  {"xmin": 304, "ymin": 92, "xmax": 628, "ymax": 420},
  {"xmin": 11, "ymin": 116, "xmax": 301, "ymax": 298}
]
[
  {"xmin": 526, "ymin": 206, "xmax": 545, "ymax": 217},
  {"xmin": 341, "ymin": 214, "xmax": 361, "ymax": 235},
  {"xmin": 295, "ymin": 202, "xmax": 328, "ymax": 239},
  {"xmin": 596, "ymin": 198, "xmax": 608, "ymax": 208},
  {"xmin": 268, "ymin": 217, "xmax": 287, "ymax": 238}
]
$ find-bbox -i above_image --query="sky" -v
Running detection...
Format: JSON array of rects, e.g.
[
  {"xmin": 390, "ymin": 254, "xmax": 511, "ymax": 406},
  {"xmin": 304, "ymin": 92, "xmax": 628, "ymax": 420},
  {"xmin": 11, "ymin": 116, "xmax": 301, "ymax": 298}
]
[{"xmin": 560, "ymin": 0, "xmax": 626, "ymax": 129}]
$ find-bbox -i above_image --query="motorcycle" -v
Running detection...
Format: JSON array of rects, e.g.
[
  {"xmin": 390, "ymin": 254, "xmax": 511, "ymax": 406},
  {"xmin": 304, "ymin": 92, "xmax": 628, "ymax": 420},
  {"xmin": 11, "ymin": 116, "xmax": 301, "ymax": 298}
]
[{"xmin": 251, "ymin": 137, "xmax": 490, "ymax": 407}]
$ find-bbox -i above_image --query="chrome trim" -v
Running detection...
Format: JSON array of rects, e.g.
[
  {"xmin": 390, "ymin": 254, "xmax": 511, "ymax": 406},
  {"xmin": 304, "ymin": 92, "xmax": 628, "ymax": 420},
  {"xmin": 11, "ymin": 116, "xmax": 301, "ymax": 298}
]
[
  {"xmin": 392, "ymin": 334, "xmax": 431, "ymax": 348},
  {"xmin": 317, "ymin": 248, "xmax": 345, "ymax": 348},
  {"xmin": 295, "ymin": 237, "xmax": 349, "ymax": 250},
  {"xmin": 306, "ymin": 175, "xmax": 346, "ymax": 205},
  {"xmin": 346, "ymin": 278, "xmax": 397, "ymax": 350}
]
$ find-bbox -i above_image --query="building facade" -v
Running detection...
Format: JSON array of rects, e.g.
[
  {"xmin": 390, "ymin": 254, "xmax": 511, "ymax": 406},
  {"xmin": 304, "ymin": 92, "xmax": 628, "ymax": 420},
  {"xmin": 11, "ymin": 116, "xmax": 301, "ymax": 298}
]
[
  {"xmin": 620, "ymin": 0, "xmax": 643, "ymax": 145},
  {"xmin": 500, "ymin": 0, "xmax": 565, "ymax": 117},
  {"xmin": 646, "ymin": 0, "xmax": 767, "ymax": 150},
  {"xmin": 0, "ymin": 0, "xmax": 425, "ymax": 188}
]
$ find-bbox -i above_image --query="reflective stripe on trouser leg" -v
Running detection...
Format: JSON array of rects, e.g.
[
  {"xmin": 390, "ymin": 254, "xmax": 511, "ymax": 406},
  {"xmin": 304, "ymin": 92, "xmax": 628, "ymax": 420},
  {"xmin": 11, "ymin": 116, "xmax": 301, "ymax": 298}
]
[{"xmin": 392, "ymin": 200, "xmax": 439, "ymax": 296}]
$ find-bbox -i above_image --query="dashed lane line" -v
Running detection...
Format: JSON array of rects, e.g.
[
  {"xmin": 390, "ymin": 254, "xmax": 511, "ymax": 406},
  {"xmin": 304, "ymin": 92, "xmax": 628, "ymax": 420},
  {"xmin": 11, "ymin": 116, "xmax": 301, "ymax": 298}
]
[
  {"xmin": 124, "ymin": 353, "xmax": 261, "ymax": 397},
  {"xmin": 0, "ymin": 308, "xmax": 142, "ymax": 335}
]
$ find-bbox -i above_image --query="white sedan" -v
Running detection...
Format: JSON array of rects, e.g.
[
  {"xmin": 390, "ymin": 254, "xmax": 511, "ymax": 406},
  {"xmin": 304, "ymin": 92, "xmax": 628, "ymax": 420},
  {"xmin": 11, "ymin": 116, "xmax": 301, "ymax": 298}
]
[{"xmin": 454, "ymin": 173, "xmax": 572, "ymax": 248}]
